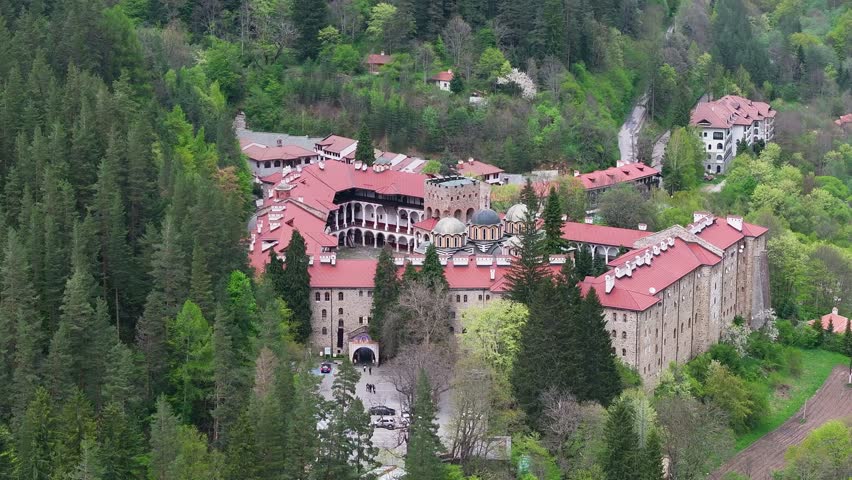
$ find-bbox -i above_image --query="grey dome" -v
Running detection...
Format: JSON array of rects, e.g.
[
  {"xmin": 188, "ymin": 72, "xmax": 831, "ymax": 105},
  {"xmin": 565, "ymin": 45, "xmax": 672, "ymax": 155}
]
[
  {"xmin": 471, "ymin": 208, "xmax": 500, "ymax": 226},
  {"xmin": 433, "ymin": 217, "xmax": 467, "ymax": 235},
  {"xmin": 505, "ymin": 204, "xmax": 528, "ymax": 222}
]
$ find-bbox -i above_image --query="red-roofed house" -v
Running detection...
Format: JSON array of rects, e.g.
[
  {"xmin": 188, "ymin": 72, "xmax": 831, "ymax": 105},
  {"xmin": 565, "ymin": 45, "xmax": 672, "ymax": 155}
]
[
  {"xmin": 575, "ymin": 161, "xmax": 661, "ymax": 208},
  {"xmin": 835, "ymin": 113, "xmax": 852, "ymax": 130},
  {"xmin": 314, "ymin": 134, "xmax": 359, "ymax": 163},
  {"xmin": 366, "ymin": 52, "xmax": 392, "ymax": 74},
  {"xmin": 456, "ymin": 157, "xmax": 504, "ymax": 184},
  {"xmin": 690, "ymin": 95, "xmax": 776, "ymax": 174},
  {"xmin": 429, "ymin": 70, "xmax": 454, "ymax": 91},
  {"xmin": 809, "ymin": 307, "xmax": 850, "ymax": 334},
  {"xmin": 242, "ymin": 143, "xmax": 319, "ymax": 176}
]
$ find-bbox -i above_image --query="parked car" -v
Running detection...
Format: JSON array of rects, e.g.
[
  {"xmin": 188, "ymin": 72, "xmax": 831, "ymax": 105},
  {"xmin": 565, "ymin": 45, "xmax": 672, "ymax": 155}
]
[
  {"xmin": 369, "ymin": 405, "xmax": 396, "ymax": 416},
  {"xmin": 320, "ymin": 362, "xmax": 332, "ymax": 374},
  {"xmin": 373, "ymin": 417, "xmax": 395, "ymax": 430}
]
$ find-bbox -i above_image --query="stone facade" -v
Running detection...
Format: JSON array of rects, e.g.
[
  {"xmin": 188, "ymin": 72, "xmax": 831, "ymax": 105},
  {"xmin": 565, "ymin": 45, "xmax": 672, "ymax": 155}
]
[{"xmin": 424, "ymin": 177, "xmax": 489, "ymax": 221}]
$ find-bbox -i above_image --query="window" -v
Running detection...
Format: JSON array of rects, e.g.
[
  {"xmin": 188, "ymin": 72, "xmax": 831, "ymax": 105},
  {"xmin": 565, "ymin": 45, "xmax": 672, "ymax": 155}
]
[
  {"xmin": 713, "ymin": 132, "xmax": 724, "ymax": 140},
  {"xmin": 456, "ymin": 295, "xmax": 461, "ymax": 302},
  {"xmin": 611, "ymin": 330, "xmax": 616, "ymax": 338},
  {"xmin": 322, "ymin": 309, "xmax": 327, "ymax": 319},
  {"xmin": 611, "ymin": 347, "xmax": 616, "ymax": 354},
  {"xmin": 703, "ymin": 132, "xmax": 707, "ymax": 137},
  {"xmin": 622, "ymin": 349, "xmax": 627, "ymax": 357},
  {"xmin": 612, "ymin": 313, "xmax": 616, "ymax": 321},
  {"xmin": 621, "ymin": 331, "xmax": 627, "ymax": 339},
  {"xmin": 359, "ymin": 290, "xmax": 363, "ymax": 297},
  {"xmin": 622, "ymin": 314, "xmax": 627, "ymax": 322},
  {"xmin": 478, "ymin": 295, "xmax": 483, "ymax": 301},
  {"xmin": 673, "ymin": 328, "xmax": 677, "ymax": 337},
  {"xmin": 368, "ymin": 291, "xmax": 372, "ymax": 297},
  {"xmin": 485, "ymin": 295, "xmax": 490, "ymax": 301},
  {"xmin": 463, "ymin": 295, "xmax": 468, "ymax": 302},
  {"xmin": 716, "ymin": 143, "xmax": 723, "ymax": 150},
  {"xmin": 274, "ymin": 160, "xmax": 281, "ymax": 167},
  {"xmin": 338, "ymin": 308, "xmax": 343, "ymax": 315},
  {"xmin": 264, "ymin": 161, "xmax": 271, "ymax": 168},
  {"xmin": 449, "ymin": 326, "xmax": 455, "ymax": 334},
  {"xmin": 315, "ymin": 292, "xmax": 321, "ymax": 301},
  {"xmin": 338, "ymin": 319, "xmax": 344, "ymax": 327},
  {"xmin": 359, "ymin": 316, "xmax": 363, "ymax": 324},
  {"xmin": 451, "ymin": 312, "xmax": 456, "ymax": 319},
  {"xmin": 324, "ymin": 292, "xmax": 330, "ymax": 301},
  {"xmin": 338, "ymin": 292, "xmax": 344, "ymax": 301},
  {"xmin": 322, "ymin": 327, "xmax": 327, "ymax": 335},
  {"xmin": 367, "ymin": 317, "xmax": 371, "ymax": 323}
]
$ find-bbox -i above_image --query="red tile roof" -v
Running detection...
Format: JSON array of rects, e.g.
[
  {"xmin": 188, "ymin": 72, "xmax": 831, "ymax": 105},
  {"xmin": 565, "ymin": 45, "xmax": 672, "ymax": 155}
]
[
  {"xmin": 243, "ymin": 144, "xmax": 317, "ymax": 162},
  {"xmin": 577, "ymin": 163, "xmax": 660, "ymax": 190},
  {"xmin": 412, "ymin": 217, "xmax": 439, "ymax": 231},
  {"xmin": 430, "ymin": 70, "xmax": 454, "ymax": 82},
  {"xmin": 248, "ymin": 201, "xmax": 339, "ymax": 272},
  {"xmin": 561, "ymin": 222, "xmax": 652, "ymax": 248},
  {"xmin": 809, "ymin": 308, "xmax": 850, "ymax": 333},
  {"xmin": 367, "ymin": 53, "xmax": 393, "ymax": 65},
  {"xmin": 694, "ymin": 217, "xmax": 768, "ymax": 250},
  {"xmin": 580, "ymin": 236, "xmax": 722, "ymax": 311},
  {"xmin": 834, "ymin": 114, "xmax": 852, "ymax": 127},
  {"xmin": 315, "ymin": 135, "xmax": 357, "ymax": 154},
  {"xmin": 690, "ymin": 95, "xmax": 776, "ymax": 129},
  {"xmin": 456, "ymin": 159, "xmax": 504, "ymax": 178}
]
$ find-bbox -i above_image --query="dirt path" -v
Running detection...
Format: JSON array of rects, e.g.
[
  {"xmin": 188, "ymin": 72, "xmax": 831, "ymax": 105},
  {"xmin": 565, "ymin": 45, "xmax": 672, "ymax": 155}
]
[{"xmin": 710, "ymin": 366, "xmax": 852, "ymax": 479}]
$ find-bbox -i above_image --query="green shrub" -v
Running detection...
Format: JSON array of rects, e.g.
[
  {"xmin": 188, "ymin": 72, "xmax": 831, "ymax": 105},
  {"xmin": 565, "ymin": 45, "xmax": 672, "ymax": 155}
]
[{"xmin": 784, "ymin": 347, "xmax": 803, "ymax": 377}]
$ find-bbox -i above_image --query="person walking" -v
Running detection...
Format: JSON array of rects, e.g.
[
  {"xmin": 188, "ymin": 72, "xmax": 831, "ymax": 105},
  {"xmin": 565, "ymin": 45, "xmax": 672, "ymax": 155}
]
[
  {"xmin": 363, "ymin": 365, "xmax": 366, "ymax": 373},
  {"xmin": 369, "ymin": 366, "xmax": 372, "ymax": 375}
]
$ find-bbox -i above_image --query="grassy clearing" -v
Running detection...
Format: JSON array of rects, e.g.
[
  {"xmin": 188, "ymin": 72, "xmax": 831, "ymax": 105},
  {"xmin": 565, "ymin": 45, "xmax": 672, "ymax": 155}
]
[{"xmin": 735, "ymin": 348, "xmax": 848, "ymax": 451}]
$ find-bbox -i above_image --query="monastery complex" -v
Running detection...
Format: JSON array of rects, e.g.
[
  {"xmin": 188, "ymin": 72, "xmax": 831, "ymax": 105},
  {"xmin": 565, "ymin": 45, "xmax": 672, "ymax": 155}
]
[{"xmin": 243, "ymin": 126, "xmax": 769, "ymax": 382}]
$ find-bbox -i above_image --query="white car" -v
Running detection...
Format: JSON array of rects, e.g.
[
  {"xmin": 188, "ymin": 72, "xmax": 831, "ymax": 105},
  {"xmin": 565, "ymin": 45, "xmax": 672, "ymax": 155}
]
[{"xmin": 373, "ymin": 417, "xmax": 396, "ymax": 430}]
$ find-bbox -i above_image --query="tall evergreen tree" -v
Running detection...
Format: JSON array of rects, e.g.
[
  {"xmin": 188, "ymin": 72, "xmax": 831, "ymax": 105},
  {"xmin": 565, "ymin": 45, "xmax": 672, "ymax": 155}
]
[
  {"xmin": 574, "ymin": 245, "xmax": 594, "ymax": 279},
  {"xmin": 166, "ymin": 300, "xmax": 214, "ymax": 425},
  {"xmin": 519, "ymin": 178, "xmax": 538, "ymax": 212},
  {"xmin": 639, "ymin": 428, "xmax": 664, "ymax": 480},
  {"xmin": 505, "ymin": 205, "xmax": 548, "ymax": 305},
  {"xmin": 293, "ymin": 0, "xmax": 329, "ymax": 59},
  {"xmin": 602, "ymin": 397, "xmax": 639, "ymax": 480},
  {"xmin": 315, "ymin": 361, "xmax": 375, "ymax": 479},
  {"xmin": 420, "ymin": 243, "xmax": 448, "ymax": 291},
  {"xmin": 52, "ymin": 389, "xmax": 97, "ymax": 478},
  {"xmin": 264, "ymin": 249, "xmax": 286, "ymax": 300},
  {"xmin": 226, "ymin": 270, "xmax": 259, "ymax": 357},
  {"xmin": 225, "ymin": 409, "xmax": 260, "ymax": 480},
  {"xmin": 402, "ymin": 261, "xmax": 419, "ymax": 284},
  {"xmin": 148, "ymin": 397, "xmax": 179, "ymax": 480},
  {"xmin": 284, "ymin": 368, "xmax": 321, "ymax": 480},
  {"xmin": 100, "ymin": 341, "xmax": 141, "ymax": 413},
  {"xmin": 15, "ymin": 388, "xmax": 55, "ymax": 480},
  {"xmin": 577, "ymin": 288, "xmax": 622, "ymax": 405},
  {"xmin": 189, "ymin": 241, "xmax": 214, "ymax": 318},
  {"xmin": 97, "ymin": 402, "xmax": 145, "ymax": 480},
  {"xmin": 843, "ymin": 319, "xmax": 852, "ymax": 372},
  {"xmin": 212, "ymin": 305, "xmax": 247, "ymax": 447},
  {"xmin": 281, "ymin": 230, "xmax": 312, "ymax": 344},
  {"xmin": 405, "ymin": 370, "xmax": 446, "ymax": 480},
  {"xmin": 370, "ymin": 247, "xmax": 399, "ymax": 340},
  {"xmin": 354, "ymin": 123, "xmax": 375, "ymax": 166},
  {"xmin": 542, "ymin": 187, "xmax": 564, "ymax": 254},
  {"xmin": 45, "ymin": 319, "xmax": 75, "ymax": 402}
]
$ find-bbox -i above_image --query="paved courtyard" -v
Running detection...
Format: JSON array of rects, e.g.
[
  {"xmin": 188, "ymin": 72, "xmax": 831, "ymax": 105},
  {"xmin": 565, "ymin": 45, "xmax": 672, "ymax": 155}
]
[{"xmin": 317, "ymin": 361, "xmax": 454, "ymax": 467}]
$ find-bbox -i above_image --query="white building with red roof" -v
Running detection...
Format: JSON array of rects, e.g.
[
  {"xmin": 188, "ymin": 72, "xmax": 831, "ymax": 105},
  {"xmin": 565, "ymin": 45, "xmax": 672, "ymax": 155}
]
[
  {"xmin": 456, "ymin": 157, "xmax": 505, "ymax": 184},
  {"xmin": 809, "ymin": 307, "xmax": 849, "ymax": 334},
  {"xmin": 690, "ymin": 95, "xmax": 776, "ymax": 174},
  {"xmin": 366, "ymin": 52, "xmax": 393, "ymax": 74},
  {"xmin": 574, "ymin": 161, "xmax": 661, "ymax": 209},
  {"xmin": 241, "ymin": 142, "xmax": 319, "ymax": 176},
  {"xmin": 429, "ymin": 70, "xmax": 454, "ymax": 91},
  {"xmin": 579, "ymin": 211, "xmax": 768, "ymax": 381}
]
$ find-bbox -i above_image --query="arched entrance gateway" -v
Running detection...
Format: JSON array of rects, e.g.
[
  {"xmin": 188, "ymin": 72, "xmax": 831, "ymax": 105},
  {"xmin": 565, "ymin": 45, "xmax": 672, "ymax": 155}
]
[{"xmin": 349, "ymin": 327, "xmax": 379, "ymax": 366}]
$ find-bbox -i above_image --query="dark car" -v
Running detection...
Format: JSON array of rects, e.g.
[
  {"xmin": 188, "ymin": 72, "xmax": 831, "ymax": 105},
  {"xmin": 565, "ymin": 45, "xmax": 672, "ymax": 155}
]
[
  {"xmin": 320, "ymin": 362, "xmax": 332, "ymax": 374},
  {"xmin": 369, "ymin": 405, "xmax": 396, "ymax": 416}
]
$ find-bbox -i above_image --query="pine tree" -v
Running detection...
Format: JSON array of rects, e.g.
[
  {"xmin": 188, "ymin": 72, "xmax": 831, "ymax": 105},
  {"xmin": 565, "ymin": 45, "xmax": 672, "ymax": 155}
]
[
  {"xmin": 592, "ymin": 254, "xmax": 606, "ymax": 276},
  {"xmin": 355, "ymin": 123, "xmax": 375, "ymax": 166},
  {"xmin": 225, "ymin": 409, "xmax": 260, "ymax": 480},
  {"xmin": 843, "ymin": 319, "xmax": 852, "ymax": 372},
  {"xmin": 542, "ymin": 187, "xmax": 564, "ymax": 254},
  {"xmin": 189, "ymin": 241, "xmax": 214, "ymax": 318},
  {"xmin": 638, "ymin": 428, "xmax": 664, "ymax": 480},
  {"xmin": 285, "ymin": 368, "xmax": 321, "ymax": 480},
  {"xmin": 100, "ymin": 340, "xmax": 141, "ymax": 413},
  {"xmin": 124, "ymin": 118, "xmax": 155, "ymax": 246},
  {"xmin": 148, "ymin": 397, "xmax": 179, "ymax": 480},
  {"xmin": 97, "ymin": 402, "xmax": 145, "ymax": 480},
  {"xmin": 45, "ymin": 320, "xmax": 75, "ymax": 402},
  {"xmin": 281, "ymin": 230, "xmax": 312, "ymax": 344},
  {"xmin": 69, "ymin": 436, "xmax": 104, "ymax": 480},
  {"xmin": 293, "ymin": 0, "xmax": 329, "ymax": 59},
  {"xmin": 574, "ymin": 246, "xmax": 594, "ymax": 279},
  {"xmin": 402, "ymin": 261, "xmax": 419, "ymax": 284},
  {"xmin": 370, "ymin": 247, "xmax": 399, "ymax": 341},
  {"xmin": 520, "ymin": 178, "xmax": 538, "ymax": 212},
  {"xmin": 505, "ymin": 205, "xmax": 548, "ymax": 306},
  {"xmin": 315, "ymin": 361, "xmax": 375, "ymax": 479},
  {"xmin": 420, "ymin": 243, "xmax": 448, "ymax": 291},
  {"xmin": 226, "ymin": 270, "xmax": 259, "ymax": 357},
  {"xmin": 15, "ymin": 388, "xmax": 55, "ymax": 480},
  {"xmin": 212, "ymin": 305, "xmax": 247, "ymax": 448},
  {"xmin": 264, "ymin": 249, "xmax": 286, "ymax": 300},
  {"xmin": 166, "ymin": 300, "xmax": 213, "ymax": 425},
  {"xmin": 52, "ymin": 389, "xmax": 97, "ymax": 478},
  {"xmin": 577, "ymin": 288, "xmax": 622, "ymax": 405},
  {"xmin": 405, "ymin": 370, "xmax": 446, "ymax": 480},
  {"xmin": 812, "ymin": 316, "xmax": 825, "ymax": 346},
  {"xmin": 602, "ymin": 397, "xmax": 639, "ymax": 480}
]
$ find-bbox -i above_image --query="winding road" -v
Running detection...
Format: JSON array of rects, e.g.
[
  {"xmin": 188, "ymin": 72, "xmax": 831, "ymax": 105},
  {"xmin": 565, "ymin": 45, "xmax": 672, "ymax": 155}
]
[{"xmin": 710, "ymin": 366, "xmax": 852, "ymax": 479}]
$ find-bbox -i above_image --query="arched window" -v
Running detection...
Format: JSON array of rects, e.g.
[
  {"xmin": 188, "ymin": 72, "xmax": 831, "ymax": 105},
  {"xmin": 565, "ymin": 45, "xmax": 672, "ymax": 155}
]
[
  {"xmin": 322, "ymin": 327, "xmax": 327, "ymax": 335},
  {"xmin": 264, "ymin": 161, "xmax": 271, "ymax": 168},
  {"xmin": 463, "ymin": 295, "xmax": 468, "ymax": 302},
  {"xmin": 611, "ymin": 330, "xmax": 616, "ymax": 338},
  {"xmin": 622, "ymin": 349, "xmax": 627, "ymax": 356},
  {"xmin": 716, "ymin": 143, "xmax": 723, "ymax": 150},
  {"xmin": 612, "ymin": 313, "xmax": 616, "ymax": 322},
  {"xmin": 274, "ymin": 160, "xmax": 281, "ymax": 167},
  {"xmin": 338, "ymin": 292, "xmax": 344, "ymax": 301},
  {"xmin": 456, "ymin": 295, "xmax": 461, "ymax": 302},
  {"xmin": 322, "ymin": 309, "xmax": 327, "ymax": 319},
  {"xmin": 324, "ymin": 292, "xmax": 330, "ymax": 301},
  {"xmin": 622, "ymin": 314, "xmax": 627, "ymax": 322},
  {"xmin": 621, "ymin": 331, "xmax": 627, "ymax": 339},
  {"xmin": 338, "ymin": 319, "xmax": 344, "ymax": 327},
  {"xmin": 338, "ymin": 308, "xmax": 343, "ymax": 315},
  {"xmin": 315, "ymin": 292, "xmax": 321, "ymax": 301}
]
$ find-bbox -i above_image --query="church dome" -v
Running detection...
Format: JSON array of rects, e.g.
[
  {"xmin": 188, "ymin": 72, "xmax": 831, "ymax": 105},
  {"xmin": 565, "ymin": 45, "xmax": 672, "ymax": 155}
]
[
  {"xmin": 470, "ymin": 208, "xmax": 500, "ymax": 226},
  {"xmin": 505, "ymin": 204, "xmax": 528, "ymax": 222},
  {"xmin": 433, "ymin": 217, "xmax": 467, "ymax": 235}
]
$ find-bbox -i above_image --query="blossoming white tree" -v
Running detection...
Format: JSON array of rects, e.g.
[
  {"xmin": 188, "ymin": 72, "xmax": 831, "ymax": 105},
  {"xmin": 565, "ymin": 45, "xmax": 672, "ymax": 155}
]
[{"xmin": 497, "ymin": 68, "xmax": 537, "ymax": 100}]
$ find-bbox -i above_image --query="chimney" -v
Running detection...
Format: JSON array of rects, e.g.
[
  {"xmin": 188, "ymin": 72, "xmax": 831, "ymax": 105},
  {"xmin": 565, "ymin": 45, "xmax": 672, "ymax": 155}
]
[
  {"xmin": 276, "ymin": 137, "xmax": 282, "ymax": 147},
  {"xmin": 693, "ymin": 211, "xmax": 711, "ymax": 223},
  {"xmin": 457, "ymin": 159, "xmax": 463, "ymax": 165},
  {"xmin": 832, "ymin": 306, "xmax": 838, "ymax": 315},
  {"xmin": 448, "ymin": 69, "xmax": 452, "ymax": 74},
  {"xmin": 573, "ymin": 170, "xmax": 580, "ymax": 177},
  {"xmin": 468, "ymin": 157, "xmax": 474, "ymax": 164},
  {"xmin": 331, "ymin": 255, "xmax": 336, "ymax": 266},
  {"xmin": 726, "ymin": 215, "xmax": 743, "ymax": 232},
  {"xmin": 616, "ymin": 160, "xmax": 624, "ymax": 167},
  {"xmin": 489, "ymin": 268, "xmax": 496, "ymax": 281},
  {"xmin": 605, "ymin": 274, "xmax": 615, "ymax": 294},
  {"xmin": 584, "ymin": 216, "xmax": 593, "ymax": 224},
  {"xmin": 380, "ymin": 51, "xmax": 385, "ymax": 55},
  {"xmin": 638, "ymin": 223, "xmax": 647, "ymax": 231}
]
